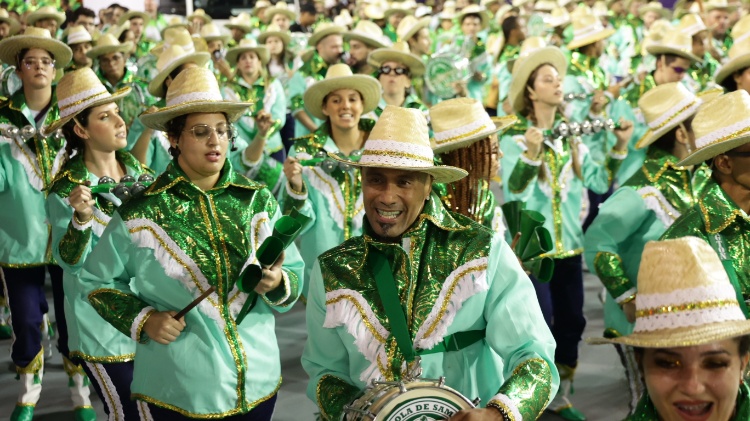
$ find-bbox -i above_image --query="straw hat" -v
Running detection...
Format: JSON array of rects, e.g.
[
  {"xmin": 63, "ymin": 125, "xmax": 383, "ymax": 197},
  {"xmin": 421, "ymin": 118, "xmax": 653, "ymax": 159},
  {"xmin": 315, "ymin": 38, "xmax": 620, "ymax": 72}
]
[
  {"xmin": 200, "ymin": 23, "xmax": 232, "ymax": 44},
  {"xmin": 414, "ymin": 5, "xmax": 432, "ymax": 18},
  {"xmin": 715, "ymin": 38, "xmax": 750, "ymax": 87},
  {"xmin": 225, "ymin": 38, "xmax": 270, "ymax": 66},
  {"xmin": 303, "ymin": 63, "xmax": 381, "ymax": 120},
  {"xmin": 364, "ymin": 4, "xmax": 386, "ymax": 20},
  {"xmin": 87, "ymin": 34, "xmax": 133, "ymax": 59},
  {"xmin": 494, "ymin": 4, "xmax": 515, "ymax": 25},
  {"xmin": 635, "ymin": 83, "xmax": 702, "ymax": 149},
  {"xmin": 42, "ymin": 68, "xmax": 132, "ymax": 136},
  {"xmin": 535, "ymin": 0, "xmax": 557, "ymax": 13},
  {"xmin": 300, "ymin": 47, "xmax": 316, "ymax": 63},
  {"xmin": 676, "ymin": 13, "xmax": 708, "ymax": 38},
  {"xmin": 345, "ymin": 20, "xmax": 392, "ymax": 49},
  {"xmin": 384, "ymin": 2, "xmax": 415, "ymax": 19},
  {"xmin": 26, "ymin": 5, "xmax": 65, "ymax": 27},
  {"xmin": 309, "ymin": 22, "xmax": 346, "ymax": 46},
  {"xmin": 253, "ymin": 0, "xmax": 273, "ymax": 16},
  {"xmin": 397, "ymin": 15, "xmax": 431, "ymax": 42},
  {"xmin": 591, "ymin": 1, "xmax": 609, "ymax": 18},
  {"xmin": 152, "ymin": 28, "xmax": 196, "ymax": 57},
  {"xmin": 646, "ymin": 29, "xmax": 702, "ymax": 62},
  {"xmin": 678, "ymin": 90, "xmax": 750, "ymax": 166},
  {"xmin": 148, "ymin": 44, "xmax": 210, "ymax": 97},
  {"xmin": 329, "ymin": 106, "xmax": 468, "ymax": 183},
  {"xmin": 264, "ymin": 2, "xmax": 297, "ymax": 23},
  {"xmin": 589, "ymin": 237, "xmax": 750, "ymax": 348},
  {"xmin": 430, "ymin": 98, "xmax": 517, "ymax": 153},
  {"xmin": 140, "ymin": 67, "xmax": 251, "ymax": 131},
  {"xmin": 546, "ymin": 7, "xmax": 571, "ymax": 28},
  {"xmin": 368, "ymin": 41, "xmax": 425, "ymax": 76},
  {"xmin": 257, "ymin": 23, "xmax": 292, "ymax": 45},
  {"xmin": 638, "ymin": 1, "xmax": 671, "ymax": 18},
  {"xmin": 118, "ymin": 10, "xmax": 151, "ymax": 26},
  {"xmin": 566, "ymin": 14, "xmax": 616, "ymax": 50},
  {"xmin": 704, "ymin": 0, "xmax": 738, "ymax": 12},
  {"xmin": 0, "ymin": 9, "xmax": 20, "ymax": 36},
  {"xmin": 334, "ymin": 10, "xmax": 354, "ymax": 28},
  {"xmin": 0, "ymin": 27, "xmax": 71, "ymax": 69},
  {"xmin": 732, "ymin": 15, "xmax": 750, "ymax": 45},
  {"xmin": 65, "ymin": 25, "xmax": 93, "ymax": 46},
  {"xmin": 440, "ymin": 1, "xmax": 457, "ymax": 19},
  {"xmin": 161, "ymin": 16, "xmax": 189, "ymax": 37},
  {"xmin": 187, "ymin": 8, "xmax": 213, "ymax": 24},
  {"xmin": 456, "ymin": 5, "xmax": 489, "ymax": 29},
  {"xmin": 510, "ymin": 38, "xmax": 567, "ymax": 114},
  {"xmin": 225, "ymin": 12, "xmax": 254, "ymax": 34}
]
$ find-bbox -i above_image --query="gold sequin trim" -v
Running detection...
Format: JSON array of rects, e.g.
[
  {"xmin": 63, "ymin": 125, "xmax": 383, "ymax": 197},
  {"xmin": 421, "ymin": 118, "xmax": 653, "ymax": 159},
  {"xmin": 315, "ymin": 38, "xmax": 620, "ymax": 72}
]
[
  {"xmin": 698, "ymin": 125, "xmax": 750, "ymax": 153},
  {"xmin": 16, "ymin": 349, "xmax": 44, "ymax": 374},
  {"xmin": 699, "ymin": 199, "xmax": 749, "ymax": 235},
  {"xmin": 433, "ymin": 125, "xmax": 489, "ymax": 145},
  {"xmin": 635, "ymin": 299, "xmax": 738, "ymax": 318},
  {"xmin": 421, "ymin": 264, "xmax": 488, "ymax": 339},
  {"xmin": 325, "ymin": 294, "xmax": 388, "ymax": 343},
  {"xmin": 59, "ymin": 90, "xmax": 109, "ymax": 112},
  {"xmin": 361, "ymin": 148, "xmax": 433, "ymax": 163},
  {"xmin": 641, "ymin": 192, "xmax": 678, "ymax": 222},
  {"xmin": 69, "ymin": 351, "xmax": 135, "ymax": 363}
]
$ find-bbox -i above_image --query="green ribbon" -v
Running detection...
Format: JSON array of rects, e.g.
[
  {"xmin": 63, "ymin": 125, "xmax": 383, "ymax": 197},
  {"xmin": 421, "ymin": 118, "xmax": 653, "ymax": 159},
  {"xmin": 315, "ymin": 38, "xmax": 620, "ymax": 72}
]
[
  {"xmin": 501, "ymin": 201, "xmax": 555, "ymax": 283},
  {"xmin": 708, "ymin": 233, "xmax": 750, "ymax": 319}
]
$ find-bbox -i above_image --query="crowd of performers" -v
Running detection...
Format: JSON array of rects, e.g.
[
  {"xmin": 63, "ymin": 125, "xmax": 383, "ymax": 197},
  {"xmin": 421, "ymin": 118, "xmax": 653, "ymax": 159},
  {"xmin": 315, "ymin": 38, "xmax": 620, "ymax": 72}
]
[{"xmin": 0, "ymin": 0, "xmax": 749, "ymax": 420}]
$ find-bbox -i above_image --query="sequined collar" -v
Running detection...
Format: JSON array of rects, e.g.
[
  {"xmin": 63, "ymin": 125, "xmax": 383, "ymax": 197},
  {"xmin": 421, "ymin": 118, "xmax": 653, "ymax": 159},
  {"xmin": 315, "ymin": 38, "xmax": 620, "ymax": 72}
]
[
  {"xmin": 97, "ymin": 66, "xmax": 136, "ymax": 91},
  {"xmin": 642, "ymin": 147, "xmax": 691, "ymax": 182},
  {"xmin": 145, "ymin": 159, "xmax": 262, "ymax": 196},
  {"xmin": 9, "ymin": 89, "xmax": 58, "ymax": 130},
  {"xmin": 53, "ymin": 150, "xmax": 145, "ymax": 186},
  {"xmin": 307, "ymin": 52, "xmax": 329, "ymax": 77},
  {"xmin": 234, "ymin": 73, "xmax": 267, "ymax": 89},
  {"xmin": 698, "ymin": 178, "xmax": 750, "ymax": 234}
]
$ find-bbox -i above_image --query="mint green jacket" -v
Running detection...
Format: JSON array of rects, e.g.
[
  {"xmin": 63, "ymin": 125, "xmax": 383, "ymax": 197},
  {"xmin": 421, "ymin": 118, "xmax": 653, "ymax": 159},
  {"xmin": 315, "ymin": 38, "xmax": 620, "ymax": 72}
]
[
  {"xmin": 128, "ymin": 97, "xmax": 172, "ymax": 174},
  {"xmin": 81, "ymin": 160, "xmax": 304, "ymax": 417},
  {"xmin": 287, "ymin": 52, "xmax": 329, "ymax": 137},
  {"xmin": 0, "ymin": 90, "xmax": 64, "ymax": 267},
  {"xmin": 222, "ymin": 75, "xmax": 287, "ymax": 154},
  {"xmin": 47, "ymin": 151, "xmax": 151, "ymax": 361},
  {"xmin": 302, "ymin": 197, "xmax": 558, "ymax": 420}
]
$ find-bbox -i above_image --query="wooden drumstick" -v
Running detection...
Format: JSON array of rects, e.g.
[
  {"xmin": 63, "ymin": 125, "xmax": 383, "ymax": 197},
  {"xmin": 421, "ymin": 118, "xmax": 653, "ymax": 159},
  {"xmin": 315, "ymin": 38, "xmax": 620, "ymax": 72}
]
[
  {"xmin": 174, "ymin": 286, "xmax": 215, "ymax": 320},
  {"xmin": 510, "ymin": 231, "xmax": 522, "ymax": 251}
]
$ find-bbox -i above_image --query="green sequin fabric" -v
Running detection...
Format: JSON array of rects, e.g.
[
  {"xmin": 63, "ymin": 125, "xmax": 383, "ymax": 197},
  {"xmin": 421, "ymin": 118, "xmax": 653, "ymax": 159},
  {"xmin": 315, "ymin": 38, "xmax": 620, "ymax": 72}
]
[{"xmin": 496, "ymin": 358, "xmax": 553, "ymax": 420}]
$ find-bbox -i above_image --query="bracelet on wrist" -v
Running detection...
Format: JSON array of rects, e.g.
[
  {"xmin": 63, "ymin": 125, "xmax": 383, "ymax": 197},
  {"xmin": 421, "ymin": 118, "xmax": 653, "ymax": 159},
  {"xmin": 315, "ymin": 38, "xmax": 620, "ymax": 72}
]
[
  {"xmin": 74, "ymin": 211, "xmax": 93, "ymax": 225},
  {"xmin": 486, "ymin": 402, "xmax": 512, "ymax": 421}
]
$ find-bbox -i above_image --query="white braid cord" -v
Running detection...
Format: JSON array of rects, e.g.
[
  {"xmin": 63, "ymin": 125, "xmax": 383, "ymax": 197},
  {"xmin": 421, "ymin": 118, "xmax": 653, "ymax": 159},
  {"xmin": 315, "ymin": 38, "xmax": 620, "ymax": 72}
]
[
  {"xmin": 85, "ymin": 362, "xmax": 124, "ymax": 421},
  {"xmin": 735, "ymin": 30, "xmax": 750, "ymax": 45},
  {"xmin": 433, "ymin": 116, "xmax": 495, "ymax": 143},
  {"xmin": 67, "ymin": 32, "xmax": 92, "ymax": 44},
  {"xmin": 359, "ymin": 139, "xmax": 434, "ymax": 168},
  {"xmin": 167, "ymin": 90, "xmax": 223, "ymax": 107},
  {"xmin": 59, "ymin": 86, "xmax": 107, "ymax": 109},
  {"xmin": 638, "ymin": 186, "xmax": 681, "ymax": 228},
  {"xmin": 647, "ymin": 98, "xmax": 700, "ymax": 130},
  {"xmin": 695, "ymin": 116, "xmax": 750, "ymax": 149},
  {"xmin": 489, "ymin": 393, "xmax": 523, "ymax": 421},
  {"xmin": 634, "ymin": 284, "xmax": 746, "ymax": 332}
]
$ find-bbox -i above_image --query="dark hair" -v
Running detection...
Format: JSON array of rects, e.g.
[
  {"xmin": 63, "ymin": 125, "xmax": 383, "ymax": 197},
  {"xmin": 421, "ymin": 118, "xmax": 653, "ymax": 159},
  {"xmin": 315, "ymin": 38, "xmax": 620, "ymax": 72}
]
[
  {"xmin": 118, "ymin": 29, "xmax": 132, "ymax": 44},
  {"xmin": 657, "ymin": 53, "xmax": 681, "ymax": 67},
  {"xmin": 724, "ymin": 67, "xmax": 750, "ymax": 92},
  {"xmin": 300, "ymin": 2, "xmax": 317, "ymax": 14},
  {"xmin": 651, "ymin": 115, "xmax": 694, "ymax": 153},
  {"xmin": 15, "ymin": 48, "xmax": 55, "ymax": 69},
  {"xmin": 461, "ymin": 13, "xmax": 483, "ymax": 24},
  {"xmin": 109, "ymin": 3, "xmax": 128, "ymax": 12},
  {"xmin": 502, "ymin": 16, "xmax": 519, "ymax": 41},
  {"xmin": 73, "ymin": 7, "xmax": 96, "ymax": 20},
  {"xmin": 61, "ymin": 107, "xmax": 94, "ymax": 165},
  {"xmin": 165, "ymin": 114, "xmax": 188, "ymax": 158}
]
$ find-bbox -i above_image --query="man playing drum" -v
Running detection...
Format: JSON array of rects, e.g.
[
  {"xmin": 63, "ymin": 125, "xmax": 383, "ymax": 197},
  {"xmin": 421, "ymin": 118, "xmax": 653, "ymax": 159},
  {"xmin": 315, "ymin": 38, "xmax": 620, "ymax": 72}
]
[{"xmin": 302, "ymin": 105, "xmax": 558, "ymax": 421}]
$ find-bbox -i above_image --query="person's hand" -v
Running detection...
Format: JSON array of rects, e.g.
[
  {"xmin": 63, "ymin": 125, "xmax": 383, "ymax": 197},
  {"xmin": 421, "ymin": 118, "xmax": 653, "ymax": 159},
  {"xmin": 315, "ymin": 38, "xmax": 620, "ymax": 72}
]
[
  {"xmin": 69, "ymin": 183, "xmax": 95, "ymax": 222},
  {"xmin": 523, "ymin": 127, "xmax": 544, "ymax": 160},
  {"xmin": 255, "ymin": 251, "xmax": 285, "ymax": 294},
  {"xmin": 255, "ymin": 110, "xmax": 273, "ymax": 138},
  {"xmin": 622, "ymin": 300, "xmax": 636, "ymax": 323},
  {"xmin": 613, "ymin": 118, "xmax": 634, "ymax": 150},
  {"xmin": 501, "ymin": 97, "xmax": 512, "ymax": 116},
  {"xmin": 452, "ymin": 80, "xmax": 469, "ymax": 98},
  {"xmin": 283, "ymin": 157, "xmax": 304, "ymax": 192},
  {"xmin": 143, "ymin": 311, "xmax": 186, "ymax": 345},
  {"xmin": 590, "ymin": 90, "xmax": 607, "ymax": 115},
  {"xmin": 449, "ymin": 408, "xmax": 504, "ymax": 420}
]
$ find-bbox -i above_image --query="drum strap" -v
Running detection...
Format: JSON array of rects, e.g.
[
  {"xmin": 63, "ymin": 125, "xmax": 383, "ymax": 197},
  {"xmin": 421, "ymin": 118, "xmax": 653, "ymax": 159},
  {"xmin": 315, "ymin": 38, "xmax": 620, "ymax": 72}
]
[
  {"xmin": 370, "ymin": 248, "xmax": 486, "ymax": 362},
  {"xmin": 707, "ymin": 233, "xmax": 750, "ymax": 318}
]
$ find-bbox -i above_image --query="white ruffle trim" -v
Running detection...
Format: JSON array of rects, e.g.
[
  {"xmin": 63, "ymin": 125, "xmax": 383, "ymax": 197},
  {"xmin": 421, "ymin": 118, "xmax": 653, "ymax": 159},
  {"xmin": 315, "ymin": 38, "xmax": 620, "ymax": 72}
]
[
  {"xmin": 130, "ymin": 306, "xmax": 155, "ymax": 342},
  {"xmin": 0, "ymin": 125, "xmax": 43, "ymax": 191},
  {"xmin": 85, "ymin": 362, "xmax": 125, "ymax": 421},
  {"xmin": 491, "ymin": 206, "xmax": 506, "ymax": 238},
  {"xmin": 324, "ymin": 288, "xmax": 389, "ymax": 384},
  {"xmin": 414, "ymin": 257, "xmax": 489, "ymax": 350},
  {"xmin": 303, "ymin": 166, "xmax": 349, "ymax": 231},
  {"xmin": 228, "ymin": 212, "xmax": 271, "ymax": 318},
  {"xmin": 168, "ymin": 91, "xmax": 223, "ymax": 107},
  {"xmin": 638, "ymin": 186, "xmax": 681, "ymax": 228},
  {"xmin": 638, "ymin": 284, "xmax": 739, "ymax": 309},
  {"xmin": 51, "ymin": 146, "xmax": 66, "ymax": 180},
  {"xmin": 155, "ymin": 130, "xmax": 171, "ymax": 156},
  {"xmin": 609, "ymin": 149, "xmax": 628, "ymax": 160},
  {"xmin": 433, "ymin": 116, "xmax": 494, "ymax": 143},
  {"xmin": 695, "ymin": 116, "xmax": 750, "ymax": 149},
  {"xmin": 125, "ymin": 219, "xmax": 225, "ymax": 328},
  {"xmin": 614, "ymin": 287, "xmax": 637, "ymax": 304},
  {"xmin": 489, "ymin": 393, "xmax": 522, "ymax": 421},
  {"xmin": 647, "ymin": 97, "xmax": 699, "ymax": 130},
  {"xmin": 519, "ymin": 152, "xmax": 542, "ymax": 166}
]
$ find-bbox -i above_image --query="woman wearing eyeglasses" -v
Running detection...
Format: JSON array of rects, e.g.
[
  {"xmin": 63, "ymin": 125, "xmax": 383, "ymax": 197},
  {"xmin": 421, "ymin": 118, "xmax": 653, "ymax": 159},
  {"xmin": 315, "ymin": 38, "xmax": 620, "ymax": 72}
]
[
  {"xmin": 44, "ymin": 68, "xmax": 153, "ymax": 421},
  {"xmin": 280, "ymin": 64, "xmax": 380, "ymax": 293},
  {"xmin": 368, "ymin": 41, "xmax": 427, "ymax": 119},
  {"xmin": 80, "ymin": 66, "xmax": 304, "ymax": 420}
]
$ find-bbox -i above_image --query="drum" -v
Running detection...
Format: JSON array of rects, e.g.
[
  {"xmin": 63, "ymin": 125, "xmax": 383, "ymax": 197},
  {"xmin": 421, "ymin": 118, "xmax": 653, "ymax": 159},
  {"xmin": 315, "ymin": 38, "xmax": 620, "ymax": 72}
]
[{"xmin": 344, "ymin": 377, "xmax": 475, "ymax": 421}]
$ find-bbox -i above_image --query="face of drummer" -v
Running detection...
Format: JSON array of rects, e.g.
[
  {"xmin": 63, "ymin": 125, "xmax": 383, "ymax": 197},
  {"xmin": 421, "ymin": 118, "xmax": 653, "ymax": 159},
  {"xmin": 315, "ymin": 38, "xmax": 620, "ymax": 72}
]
[
  {"xmin": 378, "ymin": 60, "xmax": 411, "ymax": 97},
  {"xmin": 641, "ymin": 339, "xmax": 749, "ymax": 421},
  {"xmin": 362, "ymin": 167, "xmax": 432, "ymax": 242},
  {"xmin": 322, "ymin": 88, "xmax": 363, "ymax": 130},
  {"xmin": 460, "ymin": 15, "xmax": 482, "ymax": 38},
  {"xmin": 169, "ymin": 112, "xmax": 229, "ymax": 185},
  {"xmin": 271, "ymin": 13, "xmax": 291, "ymax": 31},
  {"xmin": 75, "ymin": 102, "xmax": 127, "ymax": 153},
  {"xmin": 528, "ymin": 64, "xmax": 564, "ymax": 108},
  {"xmin": 317, "ymin": 34, "xmax": 344, "ymax": 65}
]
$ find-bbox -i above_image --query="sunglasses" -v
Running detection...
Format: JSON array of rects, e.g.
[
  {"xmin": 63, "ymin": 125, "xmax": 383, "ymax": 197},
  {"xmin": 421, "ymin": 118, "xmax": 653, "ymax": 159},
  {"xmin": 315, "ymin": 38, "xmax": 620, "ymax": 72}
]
[
  {"xmin": 669, "ymin": 65, "xmax": 687, "ymax": 74},
  {"xmin": 379, "ymin": 65, "xmax": 410, "ymax": 77}
]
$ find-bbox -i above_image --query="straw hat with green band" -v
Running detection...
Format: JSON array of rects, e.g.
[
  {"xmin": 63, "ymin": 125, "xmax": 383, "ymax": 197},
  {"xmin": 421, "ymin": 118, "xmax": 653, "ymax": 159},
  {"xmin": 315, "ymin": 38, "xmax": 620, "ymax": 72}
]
[
  {"xmin": 140, "ymin": 67, "xmax": 252, "ymax": 132},
  {"xmin": 303, "ymin": 63, "xmax": 381, "ymax": 120},
  {"xmin": 368, "ymin": 41, "xmax": 425, "ymax": 76},
  {"xmin": 86, "ymin": 34, "xmax": 133, "ymax": 59},
  {"xmin": 257, "ymin": 23, "xmax": 291, "ymax": 45},
  {"xmin": 678, "ymin": 90, "xmax": 750, "ymax": 166},
  {"xmin": 225, "ymin": 38, "xmax": 270, "ymax": 66},
  {"xmin": 588, "ymin": 237, "xmax": 750, "ymax": 348},
  {"xmin": 26, "ymin": 5, "xmax": 65, "ymax": 27},
  {"xmin": 42, "ymin": 68, "xmax": 131, "ymax": 136},
  {"xmin": 118, "ymin": 10, "xmax": 151, "ymax": 26},
  {"xmin": 329, "ymin": 105, "xmax": 468, "ymax": 183},
  {"xmin": 148, "ymin": 44, "xmax": 210, "ymax": 98},
  {"xmin": 0, "ymin": 27, "xmax": 72, "ymax": 69},
  {"xmin": 430, "ymin": 98, "xmax": 517, "ymax": 154},
  {"xmin": 646, "ymin": 29, "xmax": 702, "ymax": 62}
]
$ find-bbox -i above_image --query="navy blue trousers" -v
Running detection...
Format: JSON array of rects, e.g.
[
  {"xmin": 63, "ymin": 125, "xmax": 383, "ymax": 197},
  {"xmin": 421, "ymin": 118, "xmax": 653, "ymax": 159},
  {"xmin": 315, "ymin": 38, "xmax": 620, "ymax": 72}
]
[
  {"xmin": 144, "ymin": 394, "xmax": 277, "ymax": 420},
  {"xmin": 280, "ymin": 112, "xmax": 295, "ymax": 154},
  {"xmin": 82, "ymin": 360, "xmax": 139, "ymax": 420},
  {"xmin": 530, "ymin": 255, "xmax": 586, "ymax": 367},
  {"xmin": 2, "ymin": 265, "xmax": 68, "ymax": 366}
]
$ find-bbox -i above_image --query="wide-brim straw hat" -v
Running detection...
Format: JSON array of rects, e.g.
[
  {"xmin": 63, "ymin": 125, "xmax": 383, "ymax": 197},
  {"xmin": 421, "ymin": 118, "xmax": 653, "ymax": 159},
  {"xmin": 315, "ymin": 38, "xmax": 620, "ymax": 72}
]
[
  {"xmin": 588, "ymin": 237, "xmax": 750, "ymax": 348},
  {"xmin": 397, "ymin": 15, "xmax": 430, "ymax": 42},
  {"xmin": 329, "ymin": 106, "xmax": 468, "ymax": 183},
  {"xmin": 300, "ymin": 47, "xmax": 316, "ymax": 63},
  {"xmin": 200, "ymin": 23, "xmax": 232, "ymax": 44},
  {"xmin": 264, "ymin": 2, "xmax": 297, "ymax": 23},
  {"xmin": 510, "ymin": 39, "xmax": 567, "ymax": 114},
  {"xmin": 152, "ymin": 27, "xmax": 196, "ymax": 57},
  {"xmin": 546, "ymin": 7, "xmax": 571, "ymax": 28},
  {"xmin": 364, "ymin": 4, "xmax": 386, "ymax": 20},
  {"xmin": 258, "ymin": 23, "xmax": 292, "ymax": 45},
  {"xmin": 715, "ymin": 38, "xmax": 750, "ymax": 87},
  {"xmin": 225, "ymin": 12, "xmax": 254, "ymax": 34},
  {"xmin": 368, "ymin": 41, "xmax": 425, "ymax": 76},
  {"xmin": 27, "ymin": 6, "xmax": 65, "ymax": 26},
  {"xmin": 384, "ymin": 3, "xmax": 415, "ymax": 19},
  {"xmin": 253, "ymin": 0, "xmax": 272, "ymax": 17},
  {"xmin": 140, "ymin": 67, "xmax": 252, "ymax": 131},
  {"xmin": 42, "ymin": 68, "xmax": 131, "ymax": 136},
  {"xmin": 439, "ymin": 4, "xmax": 457, "ymax": 19},
  {"xmin": 187, "ymin": 8, "xmax": 213, "ymax": 24},
  {"xmin": 638, "ymin": 1, "xmax": 671, "ymax": 18},
  {"xmin": 161, "ymin": 17, "xmax": 189, "ymax": 38},
  {"xmin": 149, "ymin": 45, "xmax": 210, "ymax": 97},
  {"xmin": 303, "ymin": 63, "xmax": 381, "ymax": 120},
  {"xmin": 646, "ymin": 30, "xmax": 702, "ymax": 62},
  {"xmin": 677, "ymin": 13, "xmax": 708, "ymax": 37},
  {"xmin": 226, "ymin": 38, "xmax": 270, "ymax": 66},
  {"xmin": 87, "ymin": 34, "xmax": 133, "ymax": 59},
  {"xmin": 635, "ymin": 83, "xmax": 702, "ymax": 149},
  {"xmin": 65, "ymin": 25, "xmax": 93, "ymax": 46},
  {"xmin": 0, "ymin": 9, "xmax": 20, "ymax": 35},
  {"xmin": 704, "ymin": 0, "xmax": 738, "ymax": 12},
  {"xmin": 678, "ymin": 90, "xmax": 750, "ymax": 166},
  {"xmin": 456, "ymin": 5, "xmax": 489, "ymax": 29},
  {"xmin": 566, "ymin": 14, "xmax": 616, "ymax": 50},
  {"xmin": 345, "ymin": 20, "xmax": 391, "ymax": 49},
  {"xmin": 732, "ymin": 15, "xmax": 750, "ymax": 46},
  {"xmin": 430, "ymin": 98, "xmax": 517, "ymax": 153},
  {"xmin": 118, "ymin": 10, "xmax": 151, "ymax": 26},
  {"xmin": 0, "ymin": 27, "xmax": 72, "ymax": 69},
  {"xmin": 309, "ymin": 22, "xmax": 347, "ymax": 46}
]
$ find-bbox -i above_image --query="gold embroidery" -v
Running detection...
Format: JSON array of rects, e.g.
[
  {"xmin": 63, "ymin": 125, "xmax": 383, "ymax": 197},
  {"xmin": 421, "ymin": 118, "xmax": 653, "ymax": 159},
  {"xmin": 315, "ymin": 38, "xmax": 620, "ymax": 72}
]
[
  {"xmin": 68, "ymin": 351, "xmax": 135, "ymax": 363},
  {"xmin": 636, "ymin": 298, "xmax": 738, "ymax": 317},
  {"xmin": 325, "ymin": 294, "xmax": 389, "ymax": 343},
  {"xmin": 433, "ymin": 124, "xmax": 489, "ymax": 145},
  {"xmin": 421, "ymin": 264, "xmax": 488, "ymax": 340},
  {"xmin": 361, "ymin": 149, "xmax": 434, "ymax": 163}
]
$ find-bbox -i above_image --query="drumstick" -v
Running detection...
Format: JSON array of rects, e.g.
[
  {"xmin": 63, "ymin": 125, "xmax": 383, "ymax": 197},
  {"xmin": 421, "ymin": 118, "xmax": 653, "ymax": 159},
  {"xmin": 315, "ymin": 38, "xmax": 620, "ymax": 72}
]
[
  {"xmin": 510, "ymin": 232, "xmax": 522, "ymax": 251},
  {"xmin": 174, "ymin": 286, "xmax": 215, "ymax": 320}
]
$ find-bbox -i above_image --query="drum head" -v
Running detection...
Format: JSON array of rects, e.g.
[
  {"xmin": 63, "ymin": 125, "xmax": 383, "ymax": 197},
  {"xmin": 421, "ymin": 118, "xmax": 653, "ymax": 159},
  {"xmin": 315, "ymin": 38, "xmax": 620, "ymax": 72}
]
[{"xmin": 375, "ymin": 383, "xmax": 474, "ymax": 421}]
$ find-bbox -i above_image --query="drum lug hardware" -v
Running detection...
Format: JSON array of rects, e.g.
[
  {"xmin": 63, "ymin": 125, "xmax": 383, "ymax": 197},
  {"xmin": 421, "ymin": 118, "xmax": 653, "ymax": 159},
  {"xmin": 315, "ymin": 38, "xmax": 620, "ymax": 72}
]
[
  {"xmin": 472, "ymin": 397, "xmax": 481, "ymax": 406},
  {"xmin": 438, "ymin": 376, "xmax": 446, "ymax": 387},
  {"xmin": 398, "ymin": 382, "xmax": 407, "ymax": 393}
]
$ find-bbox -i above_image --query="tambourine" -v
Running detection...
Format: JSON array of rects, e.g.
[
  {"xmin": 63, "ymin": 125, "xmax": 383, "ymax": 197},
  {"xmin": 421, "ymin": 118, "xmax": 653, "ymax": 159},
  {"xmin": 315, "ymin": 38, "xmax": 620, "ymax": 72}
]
[
  {"xmin": 90, "ymin": 174, "xmax": 155, "ymax": 202},
  {"xmin": 543, "ymin": 118, "xmax": 622, "ymax": 141},
  {"xmin": 563, "ymin": 92, "xmax": 592, "ymax": 101},
  {"xmin": 344, "ymin": 377, "xmax": 477, "ymax": 421},
  {"xmin": 298, "ymin": 150, "xmax": 362, "ymax": 174}
]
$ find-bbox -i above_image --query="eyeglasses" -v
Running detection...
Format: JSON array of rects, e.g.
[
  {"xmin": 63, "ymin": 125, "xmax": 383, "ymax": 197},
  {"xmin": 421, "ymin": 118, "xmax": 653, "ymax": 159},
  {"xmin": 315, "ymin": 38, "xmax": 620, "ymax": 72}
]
[
  {"xmin": 379, "ymin": 65, "xmax": 410, "ymax": 77},
  {"xmin": 22, "ymin": 58, "xmax": 55, "ymax": 69},
  {"xmin": 670, "ymin": 65, "xmax": 687, "ymax": 74},
  {"xmin": 183, "ymin": 124, "xmax": 234, "ymax": 142}
]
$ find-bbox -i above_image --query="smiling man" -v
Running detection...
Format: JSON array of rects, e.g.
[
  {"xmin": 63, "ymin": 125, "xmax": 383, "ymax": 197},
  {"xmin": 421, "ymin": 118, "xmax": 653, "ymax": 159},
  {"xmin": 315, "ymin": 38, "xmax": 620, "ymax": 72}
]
[{"xmin": 302, "ymin": 105, "xmax": 558, "ymax": 421}]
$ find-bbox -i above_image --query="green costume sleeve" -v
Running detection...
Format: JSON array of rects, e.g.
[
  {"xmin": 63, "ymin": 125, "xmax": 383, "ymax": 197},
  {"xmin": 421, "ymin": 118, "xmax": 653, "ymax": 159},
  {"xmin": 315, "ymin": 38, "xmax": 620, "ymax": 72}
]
[
  {"xmin": 287, "ymin": 72, "xmax": 307, "ymax": 115},
  {"xmin": 232, "ymin": 151, "xmax": 284, "ymax": 195},
  {"xmin": 507, "ymin": 153, "xmax": 541, "ymax": 194},
  {"xmin": 268, "ymin": 79, "xmax": 287, "ymax": 139},
  {"xmin": 580, "ymin": 141, "xmax": 625, "ymax": 195},
  {"xmin": 47, "ymin": 192, "xmax": 92, "ymax": 269}
]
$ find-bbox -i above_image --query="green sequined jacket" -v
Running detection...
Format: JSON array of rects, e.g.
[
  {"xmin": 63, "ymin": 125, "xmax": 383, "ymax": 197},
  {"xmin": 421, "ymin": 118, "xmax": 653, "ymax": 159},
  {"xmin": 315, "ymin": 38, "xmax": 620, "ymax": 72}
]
[
  {"xmin": 302, "ymin": 196, "xmax": 558, "ymax": 420},
  {"xmin": 81, "ymin": 160, "xmax": 305, "ymax": 417}
]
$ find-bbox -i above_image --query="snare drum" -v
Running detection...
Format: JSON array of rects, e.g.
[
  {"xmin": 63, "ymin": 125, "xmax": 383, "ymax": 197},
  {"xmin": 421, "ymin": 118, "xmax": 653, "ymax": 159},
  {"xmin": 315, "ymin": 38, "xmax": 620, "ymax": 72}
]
[{"xmin": 344, "ymin": 378, "xmax": 475, "ymax": 421}]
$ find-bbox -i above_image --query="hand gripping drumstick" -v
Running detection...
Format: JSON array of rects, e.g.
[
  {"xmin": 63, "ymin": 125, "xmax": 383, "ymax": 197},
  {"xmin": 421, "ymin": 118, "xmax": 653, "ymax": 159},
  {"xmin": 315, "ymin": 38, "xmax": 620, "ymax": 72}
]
[{"xmin": 174, "ymin": 286, "xmax": 215, "ymax": 320}]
